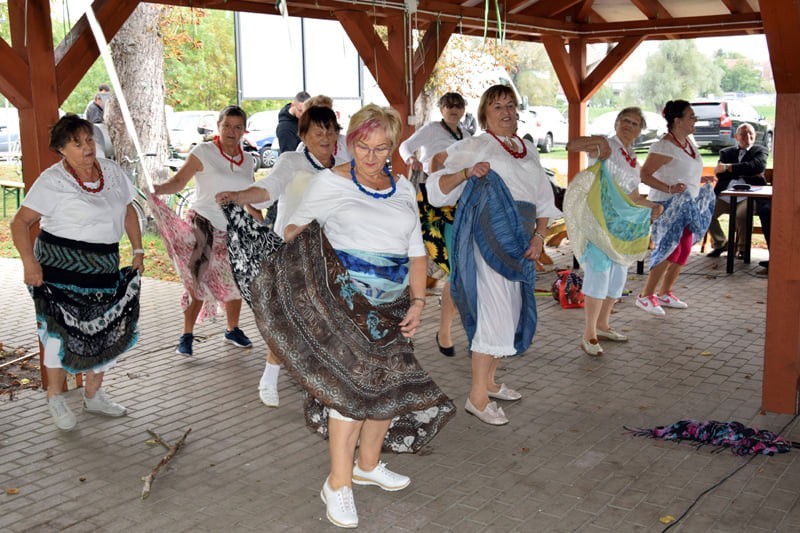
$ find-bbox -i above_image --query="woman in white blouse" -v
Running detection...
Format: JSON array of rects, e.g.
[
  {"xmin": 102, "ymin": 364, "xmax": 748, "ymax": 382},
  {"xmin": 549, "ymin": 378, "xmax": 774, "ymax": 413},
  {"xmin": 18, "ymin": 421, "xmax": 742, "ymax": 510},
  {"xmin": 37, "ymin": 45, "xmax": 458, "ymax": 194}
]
[
  {"xmin": 427, "ymin": 85, "xmax": 560, "ymax": 426},
  {"xmin": 216, "ymin": 105, "xmax": 344, "ymax": 408},
  {"xmin": 399, "ymin": 92, "xmax": 472, "ymax": 358},
  {"xmin": 635, "ymin": 100, "xmax": 716, "ymax": 316},
  {"xmin": 566, "ymin": 108, "xmax": 663, "ymax": 356}
]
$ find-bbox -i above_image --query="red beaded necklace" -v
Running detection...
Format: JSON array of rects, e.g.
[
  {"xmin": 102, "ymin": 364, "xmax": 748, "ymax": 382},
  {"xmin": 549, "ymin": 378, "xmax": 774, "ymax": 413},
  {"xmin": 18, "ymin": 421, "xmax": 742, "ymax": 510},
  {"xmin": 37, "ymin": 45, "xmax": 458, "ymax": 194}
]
[
  {"xmin": 214, "ymin": 136, "xmax": 245, "ymax": 169},
  {"xmin": 487, "ymin": 130, "xmax": 527, "ymax": 159},
  {"xmin": 619, "ymin": 147, "xmax": 637, "ymax": 168},
  {"xmin": 63, "ymin": 159, "xmax": 104, "ymax": 193},
  {"xmin": 669, "ymin": 131, "xmax": 696, "ymax": 159}
]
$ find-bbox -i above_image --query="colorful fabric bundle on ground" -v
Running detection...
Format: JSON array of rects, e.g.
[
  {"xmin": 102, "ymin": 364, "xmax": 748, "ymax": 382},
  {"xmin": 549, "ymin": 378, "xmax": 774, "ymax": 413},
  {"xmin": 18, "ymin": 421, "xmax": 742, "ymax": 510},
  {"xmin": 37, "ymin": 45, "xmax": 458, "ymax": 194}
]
[
  {"xmin": 564, "ymin": 160, "xmax": 651, "ymax": 271},
  {"xmin": 630, "ymin": 419, "xmax": 793, "ymax": 456},
  {"xmin": 551, "ymin": 269, "xmax": 585, "ymax": 309},
  {"xmin": 223, "ymin": 203, "xmax": 456, "ymax": 453}
]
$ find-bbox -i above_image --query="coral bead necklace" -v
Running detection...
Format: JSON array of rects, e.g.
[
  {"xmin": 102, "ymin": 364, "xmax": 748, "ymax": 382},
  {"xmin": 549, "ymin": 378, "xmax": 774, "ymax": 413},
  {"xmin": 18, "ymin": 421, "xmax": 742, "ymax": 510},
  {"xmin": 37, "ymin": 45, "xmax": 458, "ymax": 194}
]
[
  {"xmin": 619, "ymin": 147, "xmax": 637, "ymax": 168},
  {"xmin": 669, "ymin": 131, "xmax": 696, "ymax": 159},
  {"xmin": 63, "ymin": 159, "xmax": 104, "ymax": 193},
  {"xmin": 487, "ymin": 130, "xmax": 527, "ymax": 159}
]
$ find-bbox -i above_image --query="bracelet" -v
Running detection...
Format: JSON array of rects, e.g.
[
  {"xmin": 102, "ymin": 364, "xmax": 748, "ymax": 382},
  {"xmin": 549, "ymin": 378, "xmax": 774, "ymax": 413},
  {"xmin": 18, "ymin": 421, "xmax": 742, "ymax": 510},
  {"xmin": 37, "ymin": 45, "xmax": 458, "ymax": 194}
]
[
  {"xmin": 533, "ymin": 231, "xmax": 545, "ymax": 242},
  {"xmin": 667, "ymin": 184, "xmax": 672, "ymax": 193},
  {"xmin": 132, "ymin": 249, "xmax": 145, "ymax": 255},
  {"xmin": 461, "ymin": 168, "xmax": 469, "ymax": 181},
  {"xmin": 410, "ymin": 296, "xmax": 426, "ymax": 306}
]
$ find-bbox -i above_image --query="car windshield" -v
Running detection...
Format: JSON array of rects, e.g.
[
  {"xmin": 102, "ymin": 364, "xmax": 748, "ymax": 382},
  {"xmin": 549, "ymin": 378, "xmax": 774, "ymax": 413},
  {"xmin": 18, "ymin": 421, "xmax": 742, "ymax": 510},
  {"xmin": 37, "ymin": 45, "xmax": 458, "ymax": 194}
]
[{"xmin": 169, "ymin": 113, "xmax": 207, "ymax": 130}]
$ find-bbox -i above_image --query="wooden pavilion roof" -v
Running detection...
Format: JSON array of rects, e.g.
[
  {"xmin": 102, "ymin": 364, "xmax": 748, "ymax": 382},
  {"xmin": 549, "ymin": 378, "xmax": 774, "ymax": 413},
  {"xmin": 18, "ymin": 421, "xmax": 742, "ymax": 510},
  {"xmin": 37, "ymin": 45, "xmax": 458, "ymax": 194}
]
[{"xmin": 158, "ymin": 0, "xmax": 764, "ymax": 42}]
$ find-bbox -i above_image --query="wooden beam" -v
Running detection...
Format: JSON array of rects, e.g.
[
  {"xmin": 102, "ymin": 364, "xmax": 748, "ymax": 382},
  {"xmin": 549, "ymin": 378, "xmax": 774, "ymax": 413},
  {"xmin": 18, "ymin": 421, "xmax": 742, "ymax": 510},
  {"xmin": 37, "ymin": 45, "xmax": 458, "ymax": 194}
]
[
  {"xmin": 575, "ymin": 0, "xmax": 596, "ymax": 22},
  {"xmin": 630, "ymin": 0, "xmax": 671, "ymax": 19},
  {"xmin": 54, "ymin": 0, "xmax": 140, "ymax": 104},
  {"xmin": 412, "ymin": 21, "xmax": 455, "ymax": 99},
  {"xmin": 333, "ymin": 10, "xmax": 406, "ymax": 104},
  {"xmin": 510, "ymin": 0, "xmax": 582, "ymax": 17},
  {"xmin": 541, "ymin": 35, "xmax": 579, "ymax": 103},
  {"xmin": 0, "ymin": 38, "xmax": 30, "ymax": 108},
  {"xmin": 581, "ymin": 36, "xmax": 644, "ymax": 100},
  {"xmin": 760, "ymin": 0, "xmax": 800, "ymax": 415},
  {"xmin": 720, "ymin": 0, "xmax": 754, "ymax": 14}
]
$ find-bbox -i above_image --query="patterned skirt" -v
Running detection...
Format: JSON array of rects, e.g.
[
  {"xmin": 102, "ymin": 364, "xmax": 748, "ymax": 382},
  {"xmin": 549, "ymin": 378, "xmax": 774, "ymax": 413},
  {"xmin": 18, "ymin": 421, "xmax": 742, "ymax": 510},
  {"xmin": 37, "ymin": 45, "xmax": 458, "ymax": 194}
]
[
  {"xmin": 31, "ymin": 231, "xmax": 140, "ymax": 373},
  {"xmin": 418, "ymin": 183, "xmax": 455, "ymax": 275},
  {"xmin": 147, "ymin": 192, "xmax": 241, "ymax": 322},
  {"xmin": 223, "ymin": 204, "xmax": 456, "ymax": 453}
]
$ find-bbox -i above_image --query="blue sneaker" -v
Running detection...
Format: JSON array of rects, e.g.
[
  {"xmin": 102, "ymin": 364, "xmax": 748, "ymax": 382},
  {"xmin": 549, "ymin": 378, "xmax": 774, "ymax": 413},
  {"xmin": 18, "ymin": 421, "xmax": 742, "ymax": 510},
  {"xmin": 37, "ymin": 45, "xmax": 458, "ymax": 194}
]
[
  {"xmin": 224, "ymin": 327, "xmax": 252, "ymax": 348},
  {"xmin": 176, "ymin": 333, "xmax": 194, "ymax": 356}
]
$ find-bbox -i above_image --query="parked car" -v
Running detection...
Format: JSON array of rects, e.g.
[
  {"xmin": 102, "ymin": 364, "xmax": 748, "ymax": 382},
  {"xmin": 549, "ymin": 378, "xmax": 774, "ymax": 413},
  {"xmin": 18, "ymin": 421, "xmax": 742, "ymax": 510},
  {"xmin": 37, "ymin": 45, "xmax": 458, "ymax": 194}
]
[
  {"xmin": 588, "ymin": 110, "xmax": 667, "ymax": 149},
  {"xmin": 244, "ymin": 110, "xmax": 280, "ymax": 168},
  {"xmin": 0, "ymin": 107, "xmax": 20, "ymax": 159},
  {"xmin": 525, "ymin": 106, "xmax": 568, "ymax": 153},
  {"xmin": 168, "ymin": 110, "xmax": 217, "ymax": 156},
  {"xmin": 689, "ymin": 99, "xmax": 773, "ymax": 153}
]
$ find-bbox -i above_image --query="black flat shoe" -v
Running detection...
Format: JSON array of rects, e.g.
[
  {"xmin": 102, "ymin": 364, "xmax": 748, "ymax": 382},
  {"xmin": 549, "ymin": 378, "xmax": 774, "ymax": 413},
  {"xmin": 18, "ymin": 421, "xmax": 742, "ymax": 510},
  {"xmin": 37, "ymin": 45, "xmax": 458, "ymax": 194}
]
[
  {"xmin": 706, "ymin": 247, "xmax": 725, "ymax": 257},
  {"xmin": 436, "ymin": 333, "xmax": 455, "ymax": 357}
]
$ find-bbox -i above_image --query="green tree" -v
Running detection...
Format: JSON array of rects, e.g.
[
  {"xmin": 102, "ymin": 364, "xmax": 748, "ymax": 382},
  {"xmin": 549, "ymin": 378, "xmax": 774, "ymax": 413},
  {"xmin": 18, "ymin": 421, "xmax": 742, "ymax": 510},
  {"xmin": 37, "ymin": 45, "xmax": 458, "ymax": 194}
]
[
  {"xmin": 633, "ymin": 40, "xmax": 721, "ymax": 112},
  {"xmin": 714, "ymin": 52, "xmax": 765, "ymax": 93}
]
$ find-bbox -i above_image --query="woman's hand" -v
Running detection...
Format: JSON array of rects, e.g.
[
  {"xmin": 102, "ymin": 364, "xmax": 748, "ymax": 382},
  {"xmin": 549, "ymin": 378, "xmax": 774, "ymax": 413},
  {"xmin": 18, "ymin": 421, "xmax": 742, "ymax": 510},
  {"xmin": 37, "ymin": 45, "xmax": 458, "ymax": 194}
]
[
  {"xmin": 700, "ymin": 174, "xmax": 717, "ymax": 185},
  {"xmin": 215, "ymin": 190, "xmax": 239, "ymax": 205},
  {"xmin": 523, "ymin": 233, "xmax": 544, "ymax": 261},
  {"xmin": 22, "ymin": 259, "xmax": 43, "ymax": 287},
  {"xmin": 650, "ymin": 203, "xmax": 664, "ymax": 222},
  {"xmin": 668, "ymin": 183, "xmax": 686, "ymax": 194},
  {"xmin": 469, "ymin": 162, "xmax": 491, "ymax": 179},
  {"xmin": 399, "ymin": 301, "xmax": 424, "ymax": 338},
  {"xmin": 406, "ymin": 156, "xmax": 423, "ymax": 172},
  {"xmin": 132, "ymin": 253, "xmax": 145, "ymax": 274}
]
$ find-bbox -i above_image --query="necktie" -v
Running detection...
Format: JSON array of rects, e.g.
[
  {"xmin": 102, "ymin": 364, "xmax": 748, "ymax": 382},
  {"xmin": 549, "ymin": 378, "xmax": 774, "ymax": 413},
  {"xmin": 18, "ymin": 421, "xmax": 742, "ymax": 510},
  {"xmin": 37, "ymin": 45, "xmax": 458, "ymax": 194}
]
[{"xmin": 738, "ymin": 149, "xmax": 746, "ymax": 162}]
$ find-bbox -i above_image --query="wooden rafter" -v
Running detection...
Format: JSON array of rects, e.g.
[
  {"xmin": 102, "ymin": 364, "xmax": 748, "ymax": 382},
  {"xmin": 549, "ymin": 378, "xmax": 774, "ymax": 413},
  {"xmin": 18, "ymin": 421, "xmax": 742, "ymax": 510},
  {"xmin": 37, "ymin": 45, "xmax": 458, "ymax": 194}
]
[
  {"xmin": 54, "ymin": 0, "xmax": 140, "ymax": 104},
  {"xmin": 576, "ymin": 0, "xmax": 596, "ymax": 22},
  {"xmin": 0, "ymin": 38, "xmax": 30, "ymax": 108},
  {"xmin": 580, "ymin": 35, "xmax": 643, "ymax": 100},
  {"xmin": 512, "ymin": 0, "xmax": 583, "ymax": 17},
  {"xmin": 720, "ymin": 0, "xmax": 754, "ymax": 14},
  {"xmin": 541, "ymin": 35, "xmax": 580, "ymax": 103},
  {"xmin": 630, "ymin": 0, "xmax": 671, "ymax": 19}
]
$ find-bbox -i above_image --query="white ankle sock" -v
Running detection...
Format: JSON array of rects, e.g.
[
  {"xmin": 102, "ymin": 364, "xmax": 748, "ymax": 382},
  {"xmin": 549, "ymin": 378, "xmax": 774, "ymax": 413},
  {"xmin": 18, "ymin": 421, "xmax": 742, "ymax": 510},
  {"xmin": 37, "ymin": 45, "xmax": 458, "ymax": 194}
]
[{"xmin": 260, "ymin": 362, "xmax": 280, "ymax": 387}]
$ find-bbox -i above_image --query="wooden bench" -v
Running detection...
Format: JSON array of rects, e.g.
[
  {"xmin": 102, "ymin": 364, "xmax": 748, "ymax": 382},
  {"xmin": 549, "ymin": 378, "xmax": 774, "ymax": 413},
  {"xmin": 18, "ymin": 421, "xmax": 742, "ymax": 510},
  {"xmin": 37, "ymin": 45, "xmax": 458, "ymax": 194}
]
[{"xmin": 0, "ymin": 180, "xmax": 24, "ymax": 217}]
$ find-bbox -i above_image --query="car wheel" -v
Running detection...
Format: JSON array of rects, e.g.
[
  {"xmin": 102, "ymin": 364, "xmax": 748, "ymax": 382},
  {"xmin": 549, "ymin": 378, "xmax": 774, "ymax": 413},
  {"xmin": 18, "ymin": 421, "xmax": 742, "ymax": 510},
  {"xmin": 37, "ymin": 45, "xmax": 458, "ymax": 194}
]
[
  {"xmin": 541, "ymin": 133, "xmax": 554, "ymax": 153},
  {"xmin": 764, "ymin": 131, "xmax": 774, "ymax": 153},
  {"xmin": 523, "ymin": 133, "xmax": 534, "ymax": 143},
  {"xmin": 260, "ymin": 146, "xmax": 275, "ymax": 168}
]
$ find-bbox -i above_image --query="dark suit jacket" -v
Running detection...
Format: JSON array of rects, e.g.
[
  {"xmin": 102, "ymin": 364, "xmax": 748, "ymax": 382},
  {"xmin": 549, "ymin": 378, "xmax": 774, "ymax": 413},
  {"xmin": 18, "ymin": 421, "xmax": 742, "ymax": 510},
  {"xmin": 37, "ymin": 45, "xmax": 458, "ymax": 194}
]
[{"xmin": 714, "ymin": 144, "xmax": 768, "ymax": 195}]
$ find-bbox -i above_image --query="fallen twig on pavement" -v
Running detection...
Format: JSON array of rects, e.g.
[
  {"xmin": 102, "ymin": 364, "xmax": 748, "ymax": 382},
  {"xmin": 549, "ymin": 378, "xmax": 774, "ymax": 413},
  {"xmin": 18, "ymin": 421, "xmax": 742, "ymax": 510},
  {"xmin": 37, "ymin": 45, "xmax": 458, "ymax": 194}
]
[{"xmin": 141, "ymin": 427, "xmax": 191, "ymax": 500}]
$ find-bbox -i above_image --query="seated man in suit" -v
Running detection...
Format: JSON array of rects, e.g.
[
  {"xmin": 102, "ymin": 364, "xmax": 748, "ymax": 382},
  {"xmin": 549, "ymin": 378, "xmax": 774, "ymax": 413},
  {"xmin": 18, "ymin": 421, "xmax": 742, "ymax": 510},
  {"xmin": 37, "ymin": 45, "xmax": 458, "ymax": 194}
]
[{"xmin": 707, "ymin": 123, "xmax": 770, "ymax": 266}]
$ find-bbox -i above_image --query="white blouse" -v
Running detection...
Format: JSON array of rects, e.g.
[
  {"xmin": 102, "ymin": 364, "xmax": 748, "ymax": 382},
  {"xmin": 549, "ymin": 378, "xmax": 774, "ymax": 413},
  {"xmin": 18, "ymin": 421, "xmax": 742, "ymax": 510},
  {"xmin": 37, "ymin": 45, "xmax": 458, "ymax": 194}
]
[
  {"xmin": 189, "ymin": 142, "xmax": 256, "ymax": 231},
  {"xmin": 591, "ymin": 135, "xmax": 641, "ymax": 194},
  {"xmin": 426, "ymin": 134, "xmax": 561, "ymax": 220},
  {"xmin": 399, "ymin": 121, "xmax": 472, "ymax": 173},
  {"xmin": 645, "ymin": 137, "xmax": 704, "ymax": 202},
  {"xmin": 288, "ymin": 169, "xmax": 425, "ymax": 258},
  {"xmin": 22, "ymin": 158, "xmax": 136, "ymax": 244},
  {"xmin": 251, "ymin": 150, "xmax": 347, "ymax": 235}
]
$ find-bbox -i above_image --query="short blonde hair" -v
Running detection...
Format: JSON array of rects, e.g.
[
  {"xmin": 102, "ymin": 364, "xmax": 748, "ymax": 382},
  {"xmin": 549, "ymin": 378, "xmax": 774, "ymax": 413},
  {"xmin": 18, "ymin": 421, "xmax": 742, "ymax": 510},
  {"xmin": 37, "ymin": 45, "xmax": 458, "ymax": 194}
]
[
  {"xmin": 615, "ymin": 107, "xmax": 646, "ymax": 130},
  {"xmin": 303, "ymin": 95, "xmax": 334, "ymax": 112},
  {"xmin": 477, "ymin": 85, "xmax": 517, "ymax": 130},
  {"xmin": 346, "ymin": 104, "xmax": 402, "ymax": 152}
]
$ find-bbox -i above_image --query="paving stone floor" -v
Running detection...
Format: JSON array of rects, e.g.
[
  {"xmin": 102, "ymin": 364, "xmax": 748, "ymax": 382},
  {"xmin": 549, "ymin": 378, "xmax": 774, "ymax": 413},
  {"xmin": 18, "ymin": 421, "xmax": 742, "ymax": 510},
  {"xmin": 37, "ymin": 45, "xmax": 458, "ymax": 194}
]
[{"xmin": 1, "ymin": 244, "xmax": 799, "ymax": 532}]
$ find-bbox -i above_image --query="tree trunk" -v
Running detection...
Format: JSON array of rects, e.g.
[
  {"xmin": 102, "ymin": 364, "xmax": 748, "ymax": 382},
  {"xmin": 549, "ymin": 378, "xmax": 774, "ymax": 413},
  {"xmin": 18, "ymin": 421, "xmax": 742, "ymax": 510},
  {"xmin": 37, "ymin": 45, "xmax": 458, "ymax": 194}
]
[{"xmin": 106, "ymin": 3, "xmax": 169, "ymax": 188}]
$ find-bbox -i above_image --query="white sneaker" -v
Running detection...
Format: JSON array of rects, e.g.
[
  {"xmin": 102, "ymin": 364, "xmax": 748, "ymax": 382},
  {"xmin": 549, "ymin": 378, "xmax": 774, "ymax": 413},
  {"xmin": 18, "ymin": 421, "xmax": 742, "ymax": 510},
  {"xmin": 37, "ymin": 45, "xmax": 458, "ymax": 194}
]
[
  {"xmin": 635, "ymin": 294, "xmax": 666, "ymax": 316},
  {"xmin": 258, "ymin": 383, "xmax": 279, "ymax": 407},
  {"xmin": 83, "ymin": 388, "xmax": 126, "ymax": 417},
  {"xmin": 658, "ymin": 291, "xmax": 689, "ymax": 309},
  {"xmin": 48, "ymin": 395, "xmax": 76, "ymax": 431},
  {"xmin": 352, "ymin": 460, "xmax": 411, "ymax": 491},
  {"xmin": 320, "ymin": 478, "xmax": 358, "ymax": 529}
]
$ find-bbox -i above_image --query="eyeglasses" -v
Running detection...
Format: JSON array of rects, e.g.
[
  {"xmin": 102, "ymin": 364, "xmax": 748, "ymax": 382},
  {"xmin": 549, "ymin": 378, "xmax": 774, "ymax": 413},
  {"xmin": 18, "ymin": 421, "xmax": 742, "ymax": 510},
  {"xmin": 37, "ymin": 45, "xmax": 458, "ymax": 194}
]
[{"xmin": 354, "ymin": 143, "xmax": 391, "ymax": 158}]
